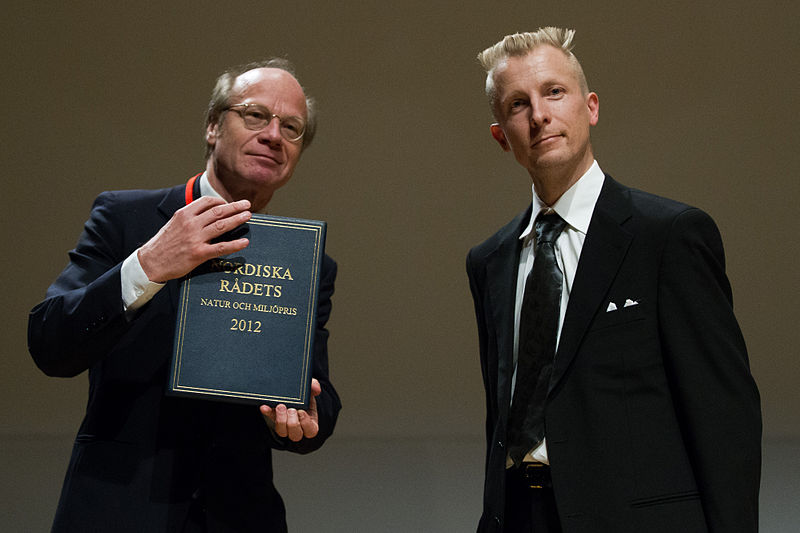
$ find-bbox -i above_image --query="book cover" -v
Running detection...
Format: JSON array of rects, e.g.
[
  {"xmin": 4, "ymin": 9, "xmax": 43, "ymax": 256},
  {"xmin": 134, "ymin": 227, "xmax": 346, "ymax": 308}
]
[{"xmin": 168, "ymin": 214, "xmax": 326, "ymax": 409}]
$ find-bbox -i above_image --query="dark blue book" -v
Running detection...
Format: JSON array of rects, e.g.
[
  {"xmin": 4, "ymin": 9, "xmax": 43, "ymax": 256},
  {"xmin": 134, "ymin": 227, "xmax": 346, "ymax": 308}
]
[{"xmin": 168, "ymin": 214, "xmax": 326, "ymax": 409}]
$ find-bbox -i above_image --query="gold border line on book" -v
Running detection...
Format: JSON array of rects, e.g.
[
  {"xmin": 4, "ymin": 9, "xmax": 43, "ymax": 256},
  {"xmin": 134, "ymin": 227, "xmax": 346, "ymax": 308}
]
[
  {"xmin": 247, "ymin": 218, "xmax": 321, "ymax": 231},
  {"xmin": 302, "ymin": 227, "xmax": 322, "ymax": 400},
  {"xmin": 248, "ymin": 221, "xmax": 321, "ymax": 229},
  {"xmin": 172, "ymin": 276, "xmax": 193, "ymax": 390},
  {"xmin": 172, "ymin": 385, "xmax": 299, "ymax": 403}
]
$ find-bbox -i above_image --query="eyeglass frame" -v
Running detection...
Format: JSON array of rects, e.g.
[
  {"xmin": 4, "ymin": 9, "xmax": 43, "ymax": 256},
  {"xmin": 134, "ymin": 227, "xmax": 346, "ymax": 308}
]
[{"xmin": 223, "ymin": 103, "xmax": 306, "ymax": 143}]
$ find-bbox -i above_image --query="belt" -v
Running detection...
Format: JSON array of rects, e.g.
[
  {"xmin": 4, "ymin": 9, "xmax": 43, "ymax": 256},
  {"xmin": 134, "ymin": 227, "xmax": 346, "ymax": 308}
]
[{"xmin": 517, "ymin": 462, "xmax": 552, "ymax": 489}]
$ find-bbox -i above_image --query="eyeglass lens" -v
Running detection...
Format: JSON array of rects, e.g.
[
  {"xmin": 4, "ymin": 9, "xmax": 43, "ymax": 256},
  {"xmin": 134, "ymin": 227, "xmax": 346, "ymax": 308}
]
[{"xmin": 237, "ymin": 105, "xmax": 304, "ymax": 141}]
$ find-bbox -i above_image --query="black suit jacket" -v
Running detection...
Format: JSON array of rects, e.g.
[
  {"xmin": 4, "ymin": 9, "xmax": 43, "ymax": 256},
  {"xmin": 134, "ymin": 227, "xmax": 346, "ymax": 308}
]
[
  {"xmin": 466, "ymin": 175, "xmax": 761, "ymax": 533},
  {"xmin": 28, "ymin": 183, "xmax": 341, "ymax": 532}
]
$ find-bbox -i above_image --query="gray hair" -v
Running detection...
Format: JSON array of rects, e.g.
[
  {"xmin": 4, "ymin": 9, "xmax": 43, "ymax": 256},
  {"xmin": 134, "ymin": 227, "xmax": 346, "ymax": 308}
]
[
  {"xmin": 204, "ymin": 57, "xmax": 317, "ymax": 158},
  {"xmin": 478, "ymin": 27, "xmax": 588, "ymax": 115}
]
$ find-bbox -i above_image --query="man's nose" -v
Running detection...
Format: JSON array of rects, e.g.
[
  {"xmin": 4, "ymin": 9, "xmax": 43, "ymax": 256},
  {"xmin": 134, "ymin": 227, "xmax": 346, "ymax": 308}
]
[
  {"xmin": 530, "ymin": 99, "xmax": 550, "ymax": 127},
  {"xmin": 258, "ymin": 116, "xmax": 283, "ymax": 143}
]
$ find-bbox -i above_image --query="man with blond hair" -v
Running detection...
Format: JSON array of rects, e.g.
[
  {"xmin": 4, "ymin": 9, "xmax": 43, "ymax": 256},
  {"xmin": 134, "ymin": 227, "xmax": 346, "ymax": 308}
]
[
  {"xmin": 29, "ymin": 58, "xmax": 340, "ymax": 532},
  {"xmin": 466, "ymin": 27, "xmax": 760, "ymax": 532}
]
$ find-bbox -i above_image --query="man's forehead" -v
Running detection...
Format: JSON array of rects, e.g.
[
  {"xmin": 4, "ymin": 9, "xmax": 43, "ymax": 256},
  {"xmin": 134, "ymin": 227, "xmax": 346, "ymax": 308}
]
[
  {"xmin": 494, "ymin": 46, "xmax": 572, "ymax": 85},
  {"xmin": 232, "ymin": 68, "xmax": 306, "ymax": 108}
]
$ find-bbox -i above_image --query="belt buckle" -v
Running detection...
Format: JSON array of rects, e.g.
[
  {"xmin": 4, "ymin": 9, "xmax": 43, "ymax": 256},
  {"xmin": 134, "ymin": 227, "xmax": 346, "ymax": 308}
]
[{"xmin": 522, "ymin": 463, "xmax": 549, "ymax": 489}]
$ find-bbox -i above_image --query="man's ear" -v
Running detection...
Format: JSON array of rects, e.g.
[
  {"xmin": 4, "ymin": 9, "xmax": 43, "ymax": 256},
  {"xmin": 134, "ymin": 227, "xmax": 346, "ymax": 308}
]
[
  {"xmin": 206, "ymin": 123, "xmax": 218, "ymax": 147},
  {"xmin": 587, "ymin": 92, "xmax": 599, "ymax": 126},
  {"xmin": 490, "ymin": 123, "xmax": 510, "ymax": 152}
]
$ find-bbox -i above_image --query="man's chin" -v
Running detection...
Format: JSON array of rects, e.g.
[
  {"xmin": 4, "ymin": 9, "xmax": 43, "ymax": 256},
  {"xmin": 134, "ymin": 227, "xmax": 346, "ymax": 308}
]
[
  {"xmin": 250, "ymin": 171, "xmax": 293, "ymax": 190},
  {"xmin": 242, "ymin": 164, "xmax": 287, "ymax": 183},
  {"xmin": 526, "ymin": 153, "xmax": 568, "ymax": 171}
]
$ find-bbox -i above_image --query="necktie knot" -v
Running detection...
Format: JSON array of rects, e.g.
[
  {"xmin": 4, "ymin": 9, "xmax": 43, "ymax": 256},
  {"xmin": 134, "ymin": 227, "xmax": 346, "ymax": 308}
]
[{"xmin": 535, "ymin": 213, "xmax": 568, "ymax": 245}]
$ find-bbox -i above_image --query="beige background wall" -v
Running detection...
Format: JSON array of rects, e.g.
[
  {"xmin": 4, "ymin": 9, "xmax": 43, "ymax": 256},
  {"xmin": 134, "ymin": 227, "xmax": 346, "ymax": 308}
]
[{"xmin": 2, "ymin": 1, "xmax": 798, "ymax": 531}]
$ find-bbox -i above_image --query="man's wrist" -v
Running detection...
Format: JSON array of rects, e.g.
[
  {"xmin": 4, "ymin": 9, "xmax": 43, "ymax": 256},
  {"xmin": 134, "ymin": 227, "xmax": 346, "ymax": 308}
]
[{"xmin": 121, "ymin": 249, "xmax": 165, "ymax": 313}]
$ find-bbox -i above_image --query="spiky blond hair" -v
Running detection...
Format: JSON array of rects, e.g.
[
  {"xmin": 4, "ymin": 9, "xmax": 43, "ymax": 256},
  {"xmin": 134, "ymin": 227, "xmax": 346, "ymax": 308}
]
[{"xmin": 478, "ymin": 27, "xmax": 588, "ymax": 116}]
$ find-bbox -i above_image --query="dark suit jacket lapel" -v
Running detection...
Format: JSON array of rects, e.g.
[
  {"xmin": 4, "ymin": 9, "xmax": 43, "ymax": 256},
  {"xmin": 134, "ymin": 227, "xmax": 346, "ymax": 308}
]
[
  {"xmin": 550, "ymin": 176, "xmax": 633, "ymax": 391},
  {"xmin": 157, "ymin": 182, "xmax": 189, "ymax": 218},
  {"xmin": 156, "ymin": 184, "xmax": 188, "ymax": 315},
  {"xmin": 485, "ymin": 206, "xmax": 530, "ymax": 412}
]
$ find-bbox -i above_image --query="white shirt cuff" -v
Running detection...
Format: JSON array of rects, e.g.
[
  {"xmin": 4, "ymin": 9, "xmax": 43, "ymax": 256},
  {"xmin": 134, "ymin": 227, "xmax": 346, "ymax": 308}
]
[{"xmin": 121, "ymin": 249, "xmax": 165, "ymax": 313}]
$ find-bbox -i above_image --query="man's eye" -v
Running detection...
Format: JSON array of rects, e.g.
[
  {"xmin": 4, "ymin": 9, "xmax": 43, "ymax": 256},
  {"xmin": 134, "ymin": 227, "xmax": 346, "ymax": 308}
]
[
  {"xmin": 549, "ymin": 88, "xmax": 564, "ymax": 96},
  {"xmin": 247, "ymin": 109, "xmax": 268, "ymax": 120}
]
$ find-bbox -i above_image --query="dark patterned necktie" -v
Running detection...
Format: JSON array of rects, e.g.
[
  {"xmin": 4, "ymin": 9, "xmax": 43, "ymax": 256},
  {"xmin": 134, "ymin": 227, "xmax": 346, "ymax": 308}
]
[{"xmin": 507, "ymin": 212, "xmax": 568, "ymax": 467}]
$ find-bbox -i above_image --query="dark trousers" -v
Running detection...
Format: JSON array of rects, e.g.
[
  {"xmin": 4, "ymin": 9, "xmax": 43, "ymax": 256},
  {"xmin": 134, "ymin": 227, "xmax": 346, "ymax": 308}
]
[{"xmin": 504, "ymin": 466, "xmax": 563, "ymax": 532}]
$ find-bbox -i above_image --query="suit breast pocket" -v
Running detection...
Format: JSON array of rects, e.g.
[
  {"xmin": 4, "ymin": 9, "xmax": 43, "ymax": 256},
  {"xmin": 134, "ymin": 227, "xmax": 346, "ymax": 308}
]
[{"xmin": 588, "ymin": 298, "xmax": 646, "ymax": 332}]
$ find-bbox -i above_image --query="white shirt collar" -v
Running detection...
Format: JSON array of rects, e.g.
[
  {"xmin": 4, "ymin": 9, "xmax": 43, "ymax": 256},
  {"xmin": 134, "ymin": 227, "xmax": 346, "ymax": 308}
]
[
  {"xmin": 520, "ymin": 160, "xmax": 605, "ymax": 241},
  {"xmin": 199, "ymin": 171, "xmax": 223, "ymax": 200}
]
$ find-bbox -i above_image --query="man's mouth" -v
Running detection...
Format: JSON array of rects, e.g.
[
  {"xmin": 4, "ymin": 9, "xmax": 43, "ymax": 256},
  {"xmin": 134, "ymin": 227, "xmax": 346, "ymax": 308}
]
[
  {"xmin": 532, "ymin": 134, "xmax": 561, "ymax": 147},
  {"xmin": 249, "ymin": 152, "xmax": 282, "ymax": 164}
]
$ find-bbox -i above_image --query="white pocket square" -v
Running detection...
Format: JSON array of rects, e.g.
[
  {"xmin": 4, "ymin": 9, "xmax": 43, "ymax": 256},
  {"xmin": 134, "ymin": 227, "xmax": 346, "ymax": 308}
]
[
  {"xmin": 606, "ymin": 302, "xmax": 618, "ymax": 312},
  {"xmin": 624, "ymin": 299, "xmax": 639, "ymax": 307}
]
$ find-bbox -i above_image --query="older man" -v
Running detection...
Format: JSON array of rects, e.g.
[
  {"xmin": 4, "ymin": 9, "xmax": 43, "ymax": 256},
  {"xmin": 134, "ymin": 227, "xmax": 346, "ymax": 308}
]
[
  {"xmin": 28, "ymin": 59, "xmax": 340, "ymax": 532},
  {"xmin": 466, "ymin": 28, "xmax": 760, "ymax": 532}
]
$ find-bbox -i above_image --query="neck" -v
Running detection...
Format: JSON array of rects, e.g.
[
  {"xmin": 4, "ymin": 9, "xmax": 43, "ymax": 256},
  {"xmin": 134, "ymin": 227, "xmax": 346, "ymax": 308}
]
[
  {"xmin": 205, "ymin": 161, "xmax": 273, "ymax": 213},
  {"xmin": 530, "ymin": 153, "xmax": 594, "ymax": 206}
]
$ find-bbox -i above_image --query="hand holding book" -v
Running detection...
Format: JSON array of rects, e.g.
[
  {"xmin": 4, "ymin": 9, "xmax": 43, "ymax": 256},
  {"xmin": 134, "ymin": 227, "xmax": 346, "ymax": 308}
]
[
  {"xmin": 260, "ymin": 378, "xmax": 322, "ymax": 441},
  {"xmin": 139, "ymin": 197, "xmax": 252, "ymax": 283}
]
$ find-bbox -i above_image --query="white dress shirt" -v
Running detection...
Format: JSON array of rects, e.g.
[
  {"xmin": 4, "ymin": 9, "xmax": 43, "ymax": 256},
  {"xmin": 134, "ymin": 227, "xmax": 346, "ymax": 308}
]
[{"xmin": 509, "ymin": 160, "xmax": 605, "ymax": 465}]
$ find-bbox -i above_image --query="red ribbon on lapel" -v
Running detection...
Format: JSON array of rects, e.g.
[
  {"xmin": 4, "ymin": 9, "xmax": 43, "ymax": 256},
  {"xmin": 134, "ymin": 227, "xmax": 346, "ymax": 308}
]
[{"xmin": 185, "ymin": 173, "xmax": 202, "ymax": 205}]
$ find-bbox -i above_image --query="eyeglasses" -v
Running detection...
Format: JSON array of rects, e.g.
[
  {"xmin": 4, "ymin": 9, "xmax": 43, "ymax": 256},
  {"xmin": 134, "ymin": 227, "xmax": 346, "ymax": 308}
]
[{"xmin": 224, "ymin": 103, "xmax": 306, "ymax": 143}]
